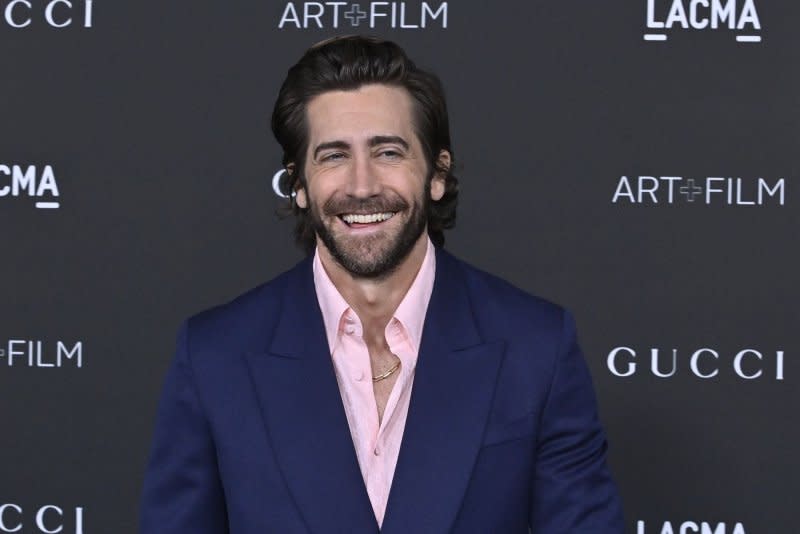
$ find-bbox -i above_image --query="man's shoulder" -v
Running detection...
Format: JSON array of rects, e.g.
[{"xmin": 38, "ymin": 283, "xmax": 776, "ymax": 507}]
[
  {"xmin": 182, "ymin": 257, "xmax": 310, "ymax": 352},
  {"xmin": 443, "ymin": 250, "xmax": 567, "ymax": 334},
  {"xmin": 445, "ymin": 249, "xmax": 564, "ymax": 313}
]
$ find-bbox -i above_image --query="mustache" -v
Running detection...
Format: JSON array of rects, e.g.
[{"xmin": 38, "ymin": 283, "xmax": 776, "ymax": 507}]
[{"xmin": 321, "ymin": 195, "xmax": 410, "ymax": 216}]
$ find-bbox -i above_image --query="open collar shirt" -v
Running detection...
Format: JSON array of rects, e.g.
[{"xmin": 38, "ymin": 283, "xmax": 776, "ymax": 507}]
[{"xmin": 312, "ymin": 237, "xmax": 436, "ymax": 527}]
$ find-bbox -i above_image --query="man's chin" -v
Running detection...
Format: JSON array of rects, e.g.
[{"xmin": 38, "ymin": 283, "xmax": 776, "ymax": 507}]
[{"xmin": 328, "ymin": 243, "xmax": 403, "ymax": 279}]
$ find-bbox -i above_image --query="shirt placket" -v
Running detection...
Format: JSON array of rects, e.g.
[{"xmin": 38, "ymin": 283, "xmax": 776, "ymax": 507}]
[{"xmin": 335, "ymin": 311, "xmax": 375, "ymax": 481}]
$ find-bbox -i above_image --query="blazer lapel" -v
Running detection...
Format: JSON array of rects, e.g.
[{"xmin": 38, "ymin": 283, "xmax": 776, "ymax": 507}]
[
  {"xmin": 244, "ymin": 258, "xmax": 378, "ymax": 534},
  {"xmin": 381, "ymin": 248, "xmax": 506, "ymax": 534}
]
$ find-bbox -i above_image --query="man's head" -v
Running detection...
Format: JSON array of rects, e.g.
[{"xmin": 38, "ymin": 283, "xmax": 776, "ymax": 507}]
[{"xmin": 271, "ymin": 35, "xmax": 458, "ymax": 278}]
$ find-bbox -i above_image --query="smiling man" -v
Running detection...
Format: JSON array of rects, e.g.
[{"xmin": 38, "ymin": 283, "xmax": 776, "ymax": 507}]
[{"xmin": 140, "ymin": 36, "xmax": 624, "ymax": 533}]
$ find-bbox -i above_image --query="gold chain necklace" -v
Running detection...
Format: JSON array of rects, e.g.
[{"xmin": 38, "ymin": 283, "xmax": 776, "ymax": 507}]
[{"xmin": 372, "ymin": 360, "xmax": 401, "ymax": 382}]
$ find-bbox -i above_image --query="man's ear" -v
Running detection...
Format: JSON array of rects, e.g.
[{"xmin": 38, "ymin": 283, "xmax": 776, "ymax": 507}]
[
  {"xmin": 295, "ymin": 187, "xmax": 308, "ymax": 209},
  {"xmin": 430, "ymin": 150, "xmax": 451, "ymax": 202},
  {"xmin": 287, "ymin": 163, "xmax": 308, "ymax": 209}
]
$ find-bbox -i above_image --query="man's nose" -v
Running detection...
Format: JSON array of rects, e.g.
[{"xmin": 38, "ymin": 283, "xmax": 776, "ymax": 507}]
[{"xmin": 344, "ymin": 153, "xmax": 382, "ymax": 197}]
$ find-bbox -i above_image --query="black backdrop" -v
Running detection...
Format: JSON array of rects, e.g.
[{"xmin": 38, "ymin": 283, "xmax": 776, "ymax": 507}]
[{"xmin": 1, "ymin": 1, "xmax": 797, "ymax": 533}]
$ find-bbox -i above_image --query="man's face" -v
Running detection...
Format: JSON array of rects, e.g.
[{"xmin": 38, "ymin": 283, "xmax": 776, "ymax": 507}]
[{"xmin": 296, "ymin": 84, "xmax": 445, "ymax": 278}]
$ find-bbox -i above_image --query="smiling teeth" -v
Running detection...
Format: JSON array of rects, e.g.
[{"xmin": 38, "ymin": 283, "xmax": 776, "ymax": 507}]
[{"xmin": 342, "ymin": 212, "xmax": 395, "ymax": 224}]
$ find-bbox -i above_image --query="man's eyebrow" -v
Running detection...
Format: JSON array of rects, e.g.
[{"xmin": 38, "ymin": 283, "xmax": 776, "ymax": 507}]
[
  {"xmin": 313, "ymin": 140, "xmax": 350, "ymax": 160},
  {"xmin": 369, "ymin": 135, "xmax": 409, "ymax": 150}
]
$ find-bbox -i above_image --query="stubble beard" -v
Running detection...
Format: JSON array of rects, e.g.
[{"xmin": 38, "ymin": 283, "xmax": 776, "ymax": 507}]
[{"xmin": 307, "ymin": 186, "xmax": 430, "ymax": 279}]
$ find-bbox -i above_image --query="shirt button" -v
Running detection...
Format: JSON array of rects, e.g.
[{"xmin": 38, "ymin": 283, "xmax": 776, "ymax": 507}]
[
  {"xmin": 344, "ymin": 326, "xmax": 355, "ymax": 335},
  {"xmin": 354, "ymin": 371, "xmax": 365, "ymax": 382},
  {"xmin": 374, "ymin": 447, "xmax": 381, "ymax": 456}
]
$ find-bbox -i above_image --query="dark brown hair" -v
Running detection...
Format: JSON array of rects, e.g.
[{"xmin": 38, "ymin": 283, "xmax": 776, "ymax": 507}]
[{"xmin": 271, "ymin": 35, "xmax": 458, "ymax": 252}]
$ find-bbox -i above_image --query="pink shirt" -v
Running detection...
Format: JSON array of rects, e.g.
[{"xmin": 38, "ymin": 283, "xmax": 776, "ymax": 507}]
[{"xmin": 312, "ymin": 237, "xmax": 436, "ymax": 527}]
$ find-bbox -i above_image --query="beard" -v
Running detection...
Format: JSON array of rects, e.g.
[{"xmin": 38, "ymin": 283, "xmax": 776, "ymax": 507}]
[{"xmin": 307, "ymin": 185, "xmax": 430, "ymax": 279}]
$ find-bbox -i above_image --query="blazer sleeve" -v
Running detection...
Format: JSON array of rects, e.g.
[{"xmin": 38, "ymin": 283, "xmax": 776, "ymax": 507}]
[
  {"xmin": 139, "ymin": 321, "xmax": 229, "ymax": 533},
  {"xmin": 529, "ymin": 310, "xmax": 625, "ymax": 532}
]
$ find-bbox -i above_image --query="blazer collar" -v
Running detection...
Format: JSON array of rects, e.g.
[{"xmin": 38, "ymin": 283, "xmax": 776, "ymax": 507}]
[{"xmin": 267, "ymin": 245, "xmax": 488, "ymax": 349}]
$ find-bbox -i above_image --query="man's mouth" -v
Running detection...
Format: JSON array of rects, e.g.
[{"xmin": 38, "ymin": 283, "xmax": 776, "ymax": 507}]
[{"xmin": 338, "ymin": 212, "xmax": 397, "ymax": 227}]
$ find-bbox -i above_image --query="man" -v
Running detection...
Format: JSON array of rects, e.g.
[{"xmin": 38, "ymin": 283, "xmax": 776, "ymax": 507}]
[{"xmin": 140, "ymin": 35, "xmax": 624, "ymax": 533}]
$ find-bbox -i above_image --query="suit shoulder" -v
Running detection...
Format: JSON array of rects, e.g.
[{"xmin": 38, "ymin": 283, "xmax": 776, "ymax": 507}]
[
  {"xmin": 183, "ymin": 260, "xmax": 305, "ymax": 352},
  {"xmin": 448, "ymin": 253, "xmax": 567, "ymax": 332}
]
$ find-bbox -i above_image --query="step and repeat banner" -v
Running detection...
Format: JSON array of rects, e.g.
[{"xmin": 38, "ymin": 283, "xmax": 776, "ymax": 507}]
[{"xmin": 1, "ymin": 1, "xmax": 797, "ymax": 533}]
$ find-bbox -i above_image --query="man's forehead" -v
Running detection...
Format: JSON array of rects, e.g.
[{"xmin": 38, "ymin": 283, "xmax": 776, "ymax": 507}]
[
  {"xmin": 306, "ymin": 84, "xmax": 415, "ymax": 128},
  {"xmin": 303, "ymin": 84, "xmax": 424, "ymax": 161}
]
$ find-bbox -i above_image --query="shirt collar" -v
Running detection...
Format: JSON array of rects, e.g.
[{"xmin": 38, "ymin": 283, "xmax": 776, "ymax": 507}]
[{"xmin": 312, "ymin": 236, "xmax": 436, "ymax": 354}]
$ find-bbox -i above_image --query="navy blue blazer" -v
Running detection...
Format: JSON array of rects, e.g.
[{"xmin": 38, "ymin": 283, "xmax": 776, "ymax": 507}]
[{"xmin": 140, "ymin": 247, "xmax": 624, "ymax": 533}]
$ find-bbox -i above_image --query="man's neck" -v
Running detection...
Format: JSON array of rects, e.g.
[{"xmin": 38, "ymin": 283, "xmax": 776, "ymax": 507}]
[{"xmin": 317, "ymin": 234, "xmax": 429, "ymax": 345}]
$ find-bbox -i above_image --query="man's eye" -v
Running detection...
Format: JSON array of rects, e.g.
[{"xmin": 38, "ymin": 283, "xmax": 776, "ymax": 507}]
[
  {"xmin": 322, "ymin": 152, "xmax": 346, "ymax": 162},
  {"xmin": 378, "ymin": 150, "xmax": 402, "ymax": 159}
]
